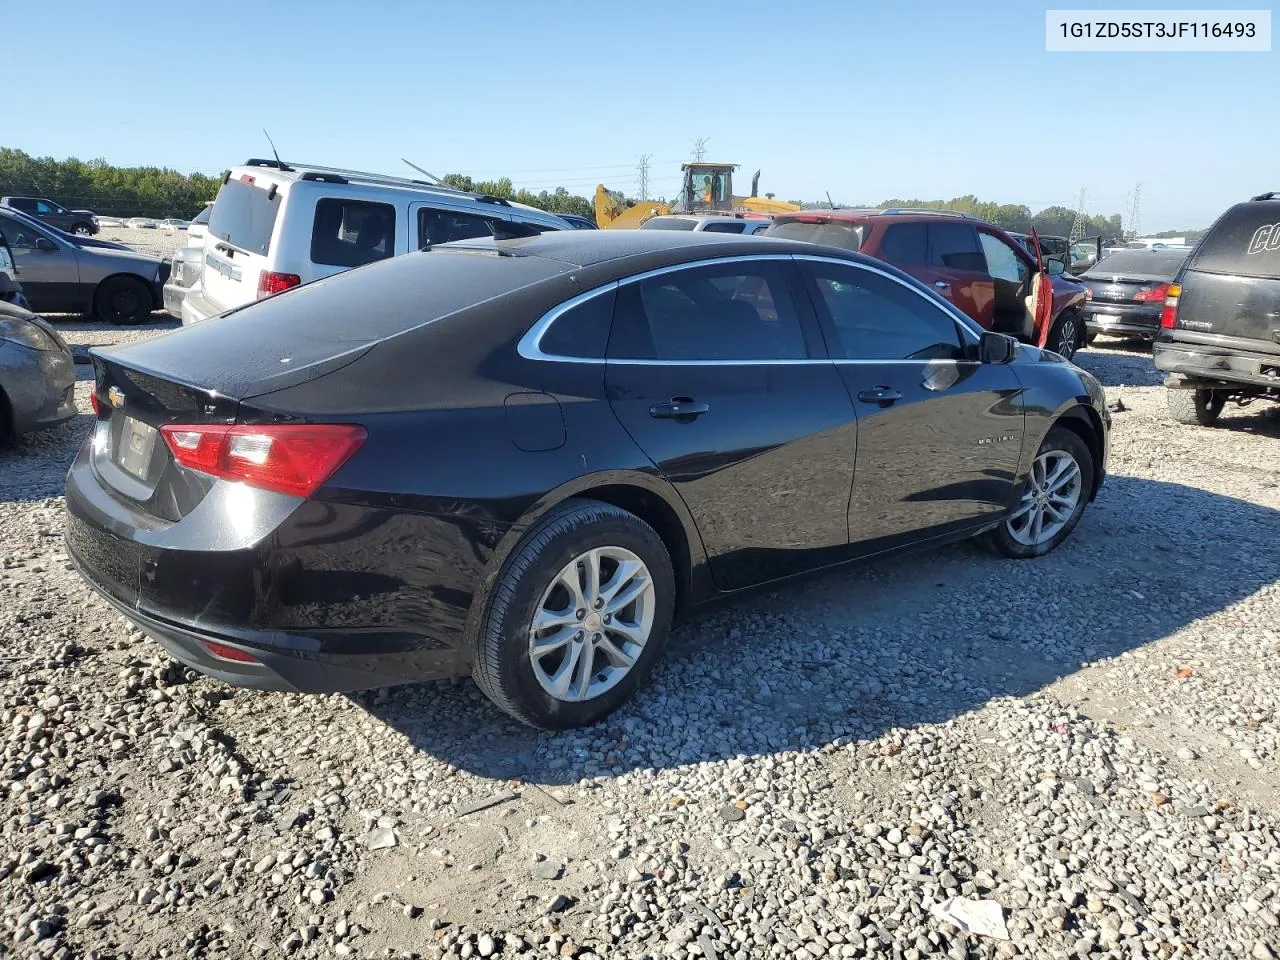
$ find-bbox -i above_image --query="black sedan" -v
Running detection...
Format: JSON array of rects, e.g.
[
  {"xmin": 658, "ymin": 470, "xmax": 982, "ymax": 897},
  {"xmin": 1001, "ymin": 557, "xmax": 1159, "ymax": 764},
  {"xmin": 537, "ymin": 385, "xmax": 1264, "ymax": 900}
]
[
  {"xmin": 1078, "ymin": 248, "xmax": 1190, "ymax": 343},
  {"xmin": 65, "ymin": 231, "xmax": 1110, "ymax": 728},
  {"xmin": 0, "ymin": 300, "xmax": 76, "ymax": 443}
]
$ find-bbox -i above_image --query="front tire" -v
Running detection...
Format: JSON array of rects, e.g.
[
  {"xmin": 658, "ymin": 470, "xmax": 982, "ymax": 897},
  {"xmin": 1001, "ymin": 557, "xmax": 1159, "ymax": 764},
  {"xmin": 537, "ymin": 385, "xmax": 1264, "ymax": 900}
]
[
  {"xmin": 1166, "ymin": 387, "xmax": 1224, "ymax": 426},
  {"xmin": 94, "ymin": 276, "xmax": 151, "ymax": 325},
  {"xmin": 72, "ymin": 223, "xmax": 93, "ymax": 236},
  {"xmin": 473, "ymin": 499, "xmax": 675, "ymax": 730},
  {"xmin": 1047, "ymin": 311, "xmax": 1083, "ymax": 360},
  {"xmin": 981, "ymin": 426, "xmax": 1094, "ymax": 559}
]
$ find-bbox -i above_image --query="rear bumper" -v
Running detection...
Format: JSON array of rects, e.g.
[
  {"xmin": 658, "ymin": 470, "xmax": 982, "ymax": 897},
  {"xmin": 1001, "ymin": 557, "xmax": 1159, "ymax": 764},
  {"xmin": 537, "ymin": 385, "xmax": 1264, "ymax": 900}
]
[
  {"xmin": 1153, "ymin": 339, "xmax": 1280, "ymax": 391},
  {"xmin": 180, "ymin": 290, "xmax": 218, "ymax": 326},
  {"xmin": 1082, "ymin": 303, "xmax": 1161, "ymax": 336},
  {"xmin": 162, "ymin": 279, "xmax": 191, "ymax": 318},
  {"xmin": 1, "ymin": 342, "xmax": 77, "ymax": 435},
  {"xmin": 63, "ymin": 438, "xmax": 478, "ymax": 692}
]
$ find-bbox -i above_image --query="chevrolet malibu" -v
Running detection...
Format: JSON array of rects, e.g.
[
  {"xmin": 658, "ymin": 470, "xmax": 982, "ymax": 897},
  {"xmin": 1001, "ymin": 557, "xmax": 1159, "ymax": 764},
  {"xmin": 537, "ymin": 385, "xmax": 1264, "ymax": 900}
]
[{"xmin": 66, "ymin": 231, "xmax": 1109, "ymax": 729}]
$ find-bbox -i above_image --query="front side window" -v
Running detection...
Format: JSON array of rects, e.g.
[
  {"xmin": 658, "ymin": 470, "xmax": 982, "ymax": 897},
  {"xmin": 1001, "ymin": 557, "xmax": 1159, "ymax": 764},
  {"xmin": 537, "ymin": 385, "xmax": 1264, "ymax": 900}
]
[
  {"xmin": 610, "ymin": 261, "xmax": 808, "ymax": 361},
  {"xmin": 978, "ymin": 232, "xmax": 1029, "ymax": 284},
  {"xmin": 0, "ymin": 213, "xmax": 49, "ymax": 249},
  {"xmin": 804, "ymin": 262, "xmax": 965, "ymax": 361},
  {"xmin": 310, "ymin": 198, "xmax": 396, "ymax": 268},
  {"xmin": 928, "ymin": 223, "xmax": 985, "ymax": 271},
  {"xmin": 418, "ymin": 208, "xmax": 494, "ymax": 246},
  {"xmin": 34, "ymin": 200, "xmax": 55, "ymax": 215}
]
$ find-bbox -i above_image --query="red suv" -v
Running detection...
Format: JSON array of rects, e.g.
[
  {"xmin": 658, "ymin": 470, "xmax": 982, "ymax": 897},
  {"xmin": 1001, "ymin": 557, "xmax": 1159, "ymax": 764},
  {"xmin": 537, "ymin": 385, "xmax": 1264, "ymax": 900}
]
[{"xmin": 766, "ymin": 209, "xmax": 1089, "ymax": 358}]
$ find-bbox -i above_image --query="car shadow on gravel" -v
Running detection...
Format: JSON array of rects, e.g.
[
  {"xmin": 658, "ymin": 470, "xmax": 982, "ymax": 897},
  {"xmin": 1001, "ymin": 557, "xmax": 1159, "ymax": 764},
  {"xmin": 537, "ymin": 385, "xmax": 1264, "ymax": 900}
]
[
  {"xmin": 0, "ymin": 414, "xmax": 93, "ymax": 503},
  {"xmin": 358, "ymin": 474, "xmax": 1280, "ymax": 786}
]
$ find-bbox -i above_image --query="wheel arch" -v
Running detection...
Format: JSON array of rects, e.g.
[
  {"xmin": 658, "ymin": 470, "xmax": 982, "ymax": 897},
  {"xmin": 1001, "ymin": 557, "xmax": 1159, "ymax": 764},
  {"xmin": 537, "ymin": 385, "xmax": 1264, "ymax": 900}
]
[
  {"xmin": 1050, "ymin": 403, "xmax": 1106, "ymax": 500},
  {"xmin": 461, "ymin": 470, "xmax": 710, "ymax": 652},
  {"xmin": 0, "ymin": 382, "xmax": 12, "ymax": 445},
  {"xmin": 94, "ymin": 271, "xmax": 162, "ymax": 314}
]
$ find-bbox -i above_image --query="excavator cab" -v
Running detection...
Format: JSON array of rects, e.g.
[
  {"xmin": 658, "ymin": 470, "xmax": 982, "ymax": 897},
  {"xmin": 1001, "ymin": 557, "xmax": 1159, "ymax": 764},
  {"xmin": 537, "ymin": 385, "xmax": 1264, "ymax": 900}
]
[{"xmin": 681, "ymin": 162, "xmax": 737, "ymax": 214}]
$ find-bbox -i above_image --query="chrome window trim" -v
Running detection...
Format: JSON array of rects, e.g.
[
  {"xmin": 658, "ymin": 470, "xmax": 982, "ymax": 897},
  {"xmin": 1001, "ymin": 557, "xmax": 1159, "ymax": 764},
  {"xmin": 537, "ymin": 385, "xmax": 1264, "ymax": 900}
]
[{"xmin": 516, "ymin": 253, "xmax": 984, "ymax": 365}]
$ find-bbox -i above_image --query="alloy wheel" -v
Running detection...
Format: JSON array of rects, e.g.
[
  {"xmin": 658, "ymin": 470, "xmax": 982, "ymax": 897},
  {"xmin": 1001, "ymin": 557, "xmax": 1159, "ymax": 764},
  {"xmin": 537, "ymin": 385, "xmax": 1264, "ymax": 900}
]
[
  {"xmin": 1054, "ymin": 316, "xmax": 1079, "ymax": 358},
  {"xmin": 528, "ymin": 546, "xmax": 655, "ymax": 702},
  {"xmin": 1006, "ymin": 450, "xmax": 1082, "ymax": 546}
]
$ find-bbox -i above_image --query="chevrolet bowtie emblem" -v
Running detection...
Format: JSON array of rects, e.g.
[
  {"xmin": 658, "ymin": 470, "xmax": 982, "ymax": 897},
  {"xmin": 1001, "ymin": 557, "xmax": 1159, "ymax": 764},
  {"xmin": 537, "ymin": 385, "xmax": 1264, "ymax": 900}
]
[{"xmin": 107, "ymin": 386, "xmax": 125, "ymax": 409}]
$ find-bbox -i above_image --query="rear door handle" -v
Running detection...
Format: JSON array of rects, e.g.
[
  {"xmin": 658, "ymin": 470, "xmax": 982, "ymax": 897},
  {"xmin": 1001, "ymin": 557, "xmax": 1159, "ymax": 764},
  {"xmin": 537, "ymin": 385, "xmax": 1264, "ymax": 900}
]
[
  {"xmin": 857, "ymin": 387, "xmax": 902, "ymax": 405},
  {"xmin": 649, "ymin": 397, "xmax": 710, "ymax": 420}
]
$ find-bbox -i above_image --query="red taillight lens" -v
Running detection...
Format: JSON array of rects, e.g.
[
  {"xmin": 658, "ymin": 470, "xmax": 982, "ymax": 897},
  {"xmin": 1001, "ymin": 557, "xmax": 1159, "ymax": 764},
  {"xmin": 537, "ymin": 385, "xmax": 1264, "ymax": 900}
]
[
  {"xmin": 90, "ymin": 392, "xmax": 101, "ymax": 416},
  {"xmin": 204, "ymin": 640, "xmax": 259, "ymax": 663},
  {"xmin": 1132, "ymin": 282, "xmax": 1171, "ymax": 303},
  {"xmin": 256, "ymin": 271, "xmax": 301, "ymax": 299},
  {"xmin": 160, "ymin": 423, "xmax": 366, "ymax": 497},
  {"xmin": 1160, "ymin": 283, "xmax": 1181, "ymax": 328}
]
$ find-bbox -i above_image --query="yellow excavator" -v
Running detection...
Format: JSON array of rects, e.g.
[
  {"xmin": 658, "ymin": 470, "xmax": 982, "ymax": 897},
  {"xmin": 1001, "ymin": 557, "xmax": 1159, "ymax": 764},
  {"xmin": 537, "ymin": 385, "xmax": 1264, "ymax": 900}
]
[{"xmin": 594, "ymin": 162, "xmax": 800, "ymax": 229}]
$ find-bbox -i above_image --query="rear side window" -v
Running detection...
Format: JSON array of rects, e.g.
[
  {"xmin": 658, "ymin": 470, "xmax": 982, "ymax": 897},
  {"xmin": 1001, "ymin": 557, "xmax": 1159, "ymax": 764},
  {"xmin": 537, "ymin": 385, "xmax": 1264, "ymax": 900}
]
[
  {"xmin": 928, "ymin": 223, "xmax": 985, "ymax": 271},
  {"xmin": 879, "ymin": 223, "xmax": 927, "ymax": 264},
  {"xmin": 1187, "ymin": 202, "xmax": 1280, "ymax": 279},
  {"xmin": 701, "ymin": 221, "xmax": 745, "ymax": 234},
  {"xmin": 208, "ymin": 179, "xmax": 281, "ymax": 255},
  {"xmin": 766, "ymin": 220, "xmax": 864, "ymax": 251},
  {"xmin": 804, "ymin": 262, "xmax": 965, "ymax": 361},
  {"xmin": 640, "ymin": 217, "xmax": 697, "ymax": 231},
  {"xmin": 419, "ymin": 208, "xmax": 493, "ymax": 246},
  {"xmin": 539, "ymin": 289, "xmax": 616, "ymax": 358},
  {"xmin": 311, "ymin": 199, "xmax": 396, "ymax": 268},
  {"xmin": 610, "ymin": 261, "xmax": 808, "ymax": 361}
]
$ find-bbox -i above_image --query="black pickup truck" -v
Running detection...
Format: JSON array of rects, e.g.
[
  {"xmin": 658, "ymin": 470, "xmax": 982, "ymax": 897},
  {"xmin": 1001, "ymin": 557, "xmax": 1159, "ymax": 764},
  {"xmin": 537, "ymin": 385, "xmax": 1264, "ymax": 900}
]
[{"xmin": 0, "ymin": 196, "xmax": 99, "ymax": 235}]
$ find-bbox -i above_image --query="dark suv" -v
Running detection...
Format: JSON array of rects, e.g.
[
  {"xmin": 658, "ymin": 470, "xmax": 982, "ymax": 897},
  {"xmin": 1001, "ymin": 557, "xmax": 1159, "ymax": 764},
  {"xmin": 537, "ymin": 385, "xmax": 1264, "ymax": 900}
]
[
  {"xmin": 0, "ymin": 197, "xmax": 99, "ymax": 236},
  {"xmin": 1154, "ymin": 192, "xmax": 1280, "ymax": 425},
  {"xmin": 766, "ymin": 209, "xmax": 1089, "ymax": 358}
]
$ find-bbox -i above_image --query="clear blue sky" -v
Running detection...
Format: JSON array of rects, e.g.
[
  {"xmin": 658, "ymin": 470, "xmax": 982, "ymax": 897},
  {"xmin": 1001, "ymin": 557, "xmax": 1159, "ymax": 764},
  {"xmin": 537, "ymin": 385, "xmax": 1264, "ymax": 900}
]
[{"xmin": 8, "ymin": 0, "xmax": 1275, "ymax": 230}]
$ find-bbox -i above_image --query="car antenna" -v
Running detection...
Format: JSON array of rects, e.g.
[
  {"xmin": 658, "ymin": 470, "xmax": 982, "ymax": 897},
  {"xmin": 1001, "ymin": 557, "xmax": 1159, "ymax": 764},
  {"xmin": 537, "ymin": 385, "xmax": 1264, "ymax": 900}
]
[
  {"xmin": 826, "ymin": 191, "xmax": 836, "ymax": 210},
  {"xmin": 262, "ymin": 129, "xmax": 284, "ymax": 169},
  {"xmin": 402, "ymin": 158, "xmax": 447, "ymax": 187}
]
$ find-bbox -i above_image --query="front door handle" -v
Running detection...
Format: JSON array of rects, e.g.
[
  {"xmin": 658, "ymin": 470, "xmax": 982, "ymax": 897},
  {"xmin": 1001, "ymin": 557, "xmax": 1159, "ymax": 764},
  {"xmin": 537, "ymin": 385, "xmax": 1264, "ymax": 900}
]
[
  {"xmin": 650, "ymin": 397, "xmax": 710, "ymax": 421},
  {"xmin": 934, "ymin": 280, "xmax": 951, "ymax": 291},
  {"xmin": 857, "ymin": 387, "xmax": 902, "ymax": 406}
]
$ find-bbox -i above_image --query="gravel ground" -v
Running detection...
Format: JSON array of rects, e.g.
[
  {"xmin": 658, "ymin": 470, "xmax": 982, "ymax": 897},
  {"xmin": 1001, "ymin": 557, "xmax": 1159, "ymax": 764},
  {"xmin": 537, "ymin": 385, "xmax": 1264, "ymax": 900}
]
[{"xmin": 2, "ymin": 325, "xmax": 1279, "ymax": 960}]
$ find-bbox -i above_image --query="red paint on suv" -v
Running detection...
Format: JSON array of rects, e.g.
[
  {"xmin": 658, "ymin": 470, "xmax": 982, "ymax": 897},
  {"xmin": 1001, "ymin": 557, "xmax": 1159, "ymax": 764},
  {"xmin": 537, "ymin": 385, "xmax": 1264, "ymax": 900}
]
[{"xmin": 766, "ymin": 209, "xmax": 1089, "ymax": 357}]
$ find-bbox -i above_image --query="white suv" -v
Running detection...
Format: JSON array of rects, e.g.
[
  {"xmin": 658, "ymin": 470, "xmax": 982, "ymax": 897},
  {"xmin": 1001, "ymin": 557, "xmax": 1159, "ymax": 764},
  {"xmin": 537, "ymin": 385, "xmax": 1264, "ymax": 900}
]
[{"xmin": 181, "ymin": 160, "xmax": 572, "ymax": 325}]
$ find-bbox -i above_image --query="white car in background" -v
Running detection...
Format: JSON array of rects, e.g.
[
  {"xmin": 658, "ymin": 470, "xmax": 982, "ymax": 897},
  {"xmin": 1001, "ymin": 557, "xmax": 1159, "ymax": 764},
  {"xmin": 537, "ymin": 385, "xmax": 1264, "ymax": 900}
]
[
  {"xmin": 157, "ymin": 218, "xmax": 189, "ymax": 231},
  {"xmin": 126, "ymin": 217, "xmax": 157, "ymax": 229},
  {"xmin": 162, "ymin": 203, "xmax": 213, "ymax": 317}
]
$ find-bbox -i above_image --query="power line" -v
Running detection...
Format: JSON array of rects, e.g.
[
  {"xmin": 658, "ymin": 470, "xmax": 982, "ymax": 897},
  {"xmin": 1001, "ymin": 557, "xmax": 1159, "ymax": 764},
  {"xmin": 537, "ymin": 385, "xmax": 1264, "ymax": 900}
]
[
  {"xmin": 636, "ymin": 154, "xmax": 652, "ymax": 200},
  {"xmin": 691, "ymin": 137, "xmax": 709, "ymax": 162},
  {"xmin": 1126, "ymin": 182, "xmax": 1142, "ymax": 237},
  {"xmin": 1068, "ymin": 187, "xmax": 1088, "ymax": 242}
]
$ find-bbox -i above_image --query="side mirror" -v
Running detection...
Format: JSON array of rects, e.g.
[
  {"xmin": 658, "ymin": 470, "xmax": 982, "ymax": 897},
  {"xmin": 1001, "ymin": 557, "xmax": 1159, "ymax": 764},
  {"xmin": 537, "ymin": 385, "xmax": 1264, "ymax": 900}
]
[
  {"xmin": 1045, "ymin": 257, "xmax": 1066, "ymax": 277},
  {"xmin": 979, "ymin": 331, "xmax": 1017, "ymax": 364},
  {"xmin": 35, "ymin": 237, "xmax": 58, "ymax": 253}
]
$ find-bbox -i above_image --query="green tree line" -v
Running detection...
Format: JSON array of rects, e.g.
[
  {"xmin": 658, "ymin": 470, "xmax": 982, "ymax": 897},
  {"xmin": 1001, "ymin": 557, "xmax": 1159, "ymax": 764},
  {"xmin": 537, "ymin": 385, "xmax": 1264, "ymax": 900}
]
[
  {"xmin": 439, "ymin": 174, "xmax": 595, "ymax": 219},
  {"xmin": 804, "ymin": 193, "xmax": 1129, "ymax": 239},
  {"xmin": 0, "ymin": 148, "xmax": 222, "ymax": 219}
]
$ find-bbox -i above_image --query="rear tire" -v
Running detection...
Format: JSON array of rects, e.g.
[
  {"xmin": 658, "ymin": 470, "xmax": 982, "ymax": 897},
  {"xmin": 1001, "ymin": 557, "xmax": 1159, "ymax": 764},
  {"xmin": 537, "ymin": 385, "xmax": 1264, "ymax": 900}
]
[
  {"xmin": 94, "ymin": 276, "xmax": 151, "ymax": 325},
  {"xmin": 473, "ymin": 499, "xmax": 675, "ymax": 730},
  {"xmin": 1166, "ymin": 387, "xmax": 1224, "ymax": 426},
  {"xmin": 981, "ymin": 426, "xmax": 1094, "ymax": 559},
  {"xmin": 1047, "ymin": 311, "xmax": 1083, "ymax": 360}
]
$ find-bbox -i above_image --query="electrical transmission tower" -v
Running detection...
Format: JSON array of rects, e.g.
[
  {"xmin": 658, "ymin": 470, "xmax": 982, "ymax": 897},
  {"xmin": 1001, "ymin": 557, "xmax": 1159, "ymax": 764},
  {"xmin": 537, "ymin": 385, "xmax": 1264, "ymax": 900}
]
[
  {"xmin": 636, "ymin": 154, "xmax": 652, "ymax": 200},
  {"xmin": 691, "ymin": 137, "xmax": 709, "ymax": 162},
  {"xmin": 1126, "ymin": 182, "xmax": 1142, "ymax": 239},
  {"xmin": 1068, "ymin": 187, "xmax": 1088, "ymax": 243}
]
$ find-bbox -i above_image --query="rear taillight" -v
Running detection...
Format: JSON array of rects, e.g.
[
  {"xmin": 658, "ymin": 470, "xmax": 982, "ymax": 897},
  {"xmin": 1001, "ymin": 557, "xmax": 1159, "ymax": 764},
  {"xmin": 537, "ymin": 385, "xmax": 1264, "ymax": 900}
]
[
  {"xmin": 256, "ymin": 271, "xmax": 301, "ymax": 299},
  {"xmin": 1132, "ymin": 282, "xmax": 1171, "ymax": 303},
  {"xmin": 1160, "ymin": 283, "xmax": 1181, "ymax": 328},
  {"xmin": 159, "ymin": 423, "xmax": 366, "ymax": 497},
  {"xmin": 90, "ymin": 391, "xmax": 100, "ymax": 416},
  {"xmin": 204, "ymin": 640, "xmax": 260, "ymax": 663}
]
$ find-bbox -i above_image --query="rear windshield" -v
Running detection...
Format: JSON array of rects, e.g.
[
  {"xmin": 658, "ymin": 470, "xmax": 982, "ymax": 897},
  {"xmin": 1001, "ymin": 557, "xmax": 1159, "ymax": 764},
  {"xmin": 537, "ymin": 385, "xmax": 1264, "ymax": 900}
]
[
  {"xmin": 1088, "ymin": 250, "xmax": 1188, "ymax": 276},
  {"xmin": 192, "ymin": 204, "xmax": 212, "ymax": 226},
  {"xmin": 766, "ymin": 220, "xmax": 864, "ymax": 251},
  {"xmin": 1187, "ymin": 202, "xmax": 1280, "ymax": 279},
  {"xmin": 208, "ymin": 179, "xmax": 281, "ymax": 255}
]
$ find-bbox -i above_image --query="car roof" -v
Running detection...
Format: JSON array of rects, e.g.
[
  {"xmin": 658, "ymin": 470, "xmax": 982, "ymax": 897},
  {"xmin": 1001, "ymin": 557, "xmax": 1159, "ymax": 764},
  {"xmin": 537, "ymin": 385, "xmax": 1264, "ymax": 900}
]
[
  {"xmin": 775, "ymin": 207, "xmax": 982, "ymax": 224},
  {"xmin": 455, "ymin": 228, "xmax": 862, "ymax": 271}
]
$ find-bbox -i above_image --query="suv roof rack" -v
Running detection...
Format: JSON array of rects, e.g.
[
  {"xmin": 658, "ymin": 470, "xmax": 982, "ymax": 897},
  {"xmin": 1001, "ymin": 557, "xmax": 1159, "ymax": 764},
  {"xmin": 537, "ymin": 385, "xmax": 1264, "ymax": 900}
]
[
  {"xmin": 877, "ymin": 207, "xmax": 977, "ymax": 219},
  {"xmin": 1249, "ymin": 191, "xmax": 1279, "ymax": 201},
  {"xmin": 244, "ymin": 158, "xmax": 295, "ymax": 171}
]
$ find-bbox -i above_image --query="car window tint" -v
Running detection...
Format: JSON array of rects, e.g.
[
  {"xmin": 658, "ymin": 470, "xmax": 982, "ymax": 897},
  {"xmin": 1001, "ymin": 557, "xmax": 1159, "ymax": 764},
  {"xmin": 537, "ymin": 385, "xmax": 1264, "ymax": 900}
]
[
  {"xmin": 34, "ymin": 200, "xmax": 54, "ymax": 214},
  {"xmin": 0, "ymin": 214, "xmax": 42, "ymax": 248},
  {"xmin": 418, "ymin": 208, "xmax": 493, "ymax": 246},
  {"xmin": 540, "ymin": 289, "xmax": 616, "ymax": 359},
  {"xmin": 701, "ymin": 222, "xmax": 745, "ymax": 233},
  {"xmin": 311, "ymin": 198, "xmax": 396, "ymax": 268},
  {"xmin": 978, "ymin": 232, "xmax": 1029, "ymax": 284},
  {"xmin": 879, "ymin": 223, "xmax": 927, "ymax": 264},
  {"xmin": 929, "ymin": 223, "xmax": 985, "ymax": 271},
  {"xmin": 806, "ymin": 263, "xmax": 964, "ymax": 361},
  {"xmin": 610, "ymin": 261, "xmax": 807, "ymax": 361}
]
